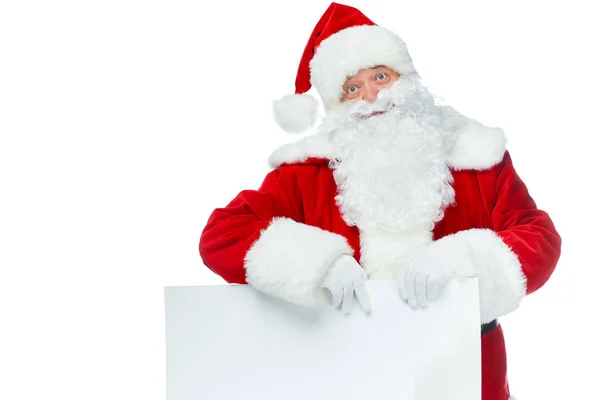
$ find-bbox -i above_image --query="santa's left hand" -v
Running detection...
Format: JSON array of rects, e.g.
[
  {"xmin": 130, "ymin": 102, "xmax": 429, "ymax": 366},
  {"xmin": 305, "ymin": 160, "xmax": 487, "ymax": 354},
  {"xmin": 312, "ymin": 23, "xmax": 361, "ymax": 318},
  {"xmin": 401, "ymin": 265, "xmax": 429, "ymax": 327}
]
[{"xmin": 397, "ymin": 254, "xmax": 450, "ymax": 308}]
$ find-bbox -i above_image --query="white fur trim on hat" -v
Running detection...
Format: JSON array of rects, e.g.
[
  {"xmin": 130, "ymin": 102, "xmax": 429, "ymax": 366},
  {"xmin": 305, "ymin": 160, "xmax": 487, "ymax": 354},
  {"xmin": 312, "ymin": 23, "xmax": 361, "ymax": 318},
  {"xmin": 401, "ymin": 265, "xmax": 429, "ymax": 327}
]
[
  {"xmin": 310, "ymin": 25, "xmax": 416, "ymax": 110},
  {"xmin": 273, "ymin": 93, "xmax": 320, "ymax": 134}
]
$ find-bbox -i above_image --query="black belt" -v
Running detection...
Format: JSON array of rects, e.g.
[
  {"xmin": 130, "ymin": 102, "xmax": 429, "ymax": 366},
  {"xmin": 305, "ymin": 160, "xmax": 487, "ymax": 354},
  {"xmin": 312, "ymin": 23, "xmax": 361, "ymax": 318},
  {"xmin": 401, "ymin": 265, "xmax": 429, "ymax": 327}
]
[{"xmin": 481, "ymin": 319, "xmax": 498, "ymax": 335}]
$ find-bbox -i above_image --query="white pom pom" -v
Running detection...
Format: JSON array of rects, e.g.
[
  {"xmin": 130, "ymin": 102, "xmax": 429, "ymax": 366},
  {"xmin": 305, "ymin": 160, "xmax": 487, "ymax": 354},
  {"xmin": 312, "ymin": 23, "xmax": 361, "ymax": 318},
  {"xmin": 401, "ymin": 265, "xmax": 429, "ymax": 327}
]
[{"xmin": 273, "ymin": 93, "xmax": 319, "ymax": 134}]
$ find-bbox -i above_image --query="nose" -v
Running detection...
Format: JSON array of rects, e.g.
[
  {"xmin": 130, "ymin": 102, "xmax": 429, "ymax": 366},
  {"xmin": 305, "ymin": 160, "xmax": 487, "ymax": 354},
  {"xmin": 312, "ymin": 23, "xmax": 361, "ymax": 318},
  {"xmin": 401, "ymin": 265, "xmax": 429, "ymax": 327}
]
[{"xmin": 362, "ymin": 83, "xmax": 379, "ymax": 102}]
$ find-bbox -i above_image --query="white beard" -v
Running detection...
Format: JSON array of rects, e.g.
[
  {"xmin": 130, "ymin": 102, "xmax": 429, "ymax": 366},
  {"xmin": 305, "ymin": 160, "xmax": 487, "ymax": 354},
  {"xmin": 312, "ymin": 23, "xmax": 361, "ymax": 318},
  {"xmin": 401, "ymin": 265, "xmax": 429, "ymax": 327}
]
[{"xmin": 317, "ymin": 74, "xmax": 457, "ymax": 278}]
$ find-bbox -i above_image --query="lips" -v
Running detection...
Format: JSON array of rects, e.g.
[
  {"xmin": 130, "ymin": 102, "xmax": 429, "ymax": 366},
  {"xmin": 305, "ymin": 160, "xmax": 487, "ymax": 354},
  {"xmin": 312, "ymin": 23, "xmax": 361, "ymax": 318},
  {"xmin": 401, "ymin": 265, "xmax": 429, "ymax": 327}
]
[{"xmin": 354, "ymin": 102, "xmax": 394, "ymax": 119}]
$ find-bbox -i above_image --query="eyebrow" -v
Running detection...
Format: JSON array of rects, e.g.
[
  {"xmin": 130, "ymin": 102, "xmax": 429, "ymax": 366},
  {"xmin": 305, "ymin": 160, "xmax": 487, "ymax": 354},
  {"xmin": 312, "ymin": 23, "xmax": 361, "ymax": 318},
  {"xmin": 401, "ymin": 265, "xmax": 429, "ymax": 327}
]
[{"xmin": 343, "ymin": 78, "xmax": 357, "ymax": 88}]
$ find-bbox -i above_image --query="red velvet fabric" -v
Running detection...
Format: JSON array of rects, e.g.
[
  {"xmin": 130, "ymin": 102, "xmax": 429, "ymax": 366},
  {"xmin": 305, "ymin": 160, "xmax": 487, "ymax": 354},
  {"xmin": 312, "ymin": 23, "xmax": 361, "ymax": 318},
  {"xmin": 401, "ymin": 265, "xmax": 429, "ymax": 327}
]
[{"xmin": 199, "ymin": 151, "xmax": 561, "ymax": 400}]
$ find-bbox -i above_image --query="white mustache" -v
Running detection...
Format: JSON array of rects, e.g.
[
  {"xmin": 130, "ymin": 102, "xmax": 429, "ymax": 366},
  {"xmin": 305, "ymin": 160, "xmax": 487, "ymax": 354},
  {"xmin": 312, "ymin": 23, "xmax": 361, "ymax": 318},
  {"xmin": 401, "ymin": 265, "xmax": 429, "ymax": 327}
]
[{"xmin": 349, "ymin": 101, "xmax": 394, "ymax": 118}]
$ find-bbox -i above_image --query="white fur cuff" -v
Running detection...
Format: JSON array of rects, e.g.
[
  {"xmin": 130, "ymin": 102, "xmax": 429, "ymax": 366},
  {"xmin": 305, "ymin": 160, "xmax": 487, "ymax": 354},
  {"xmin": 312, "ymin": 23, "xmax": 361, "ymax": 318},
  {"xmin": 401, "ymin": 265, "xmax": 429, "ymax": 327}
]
[
  {"xmin": 244, "ymin": 217, "xmax": 354, "ymax": 307},
  {"xmin": 426, "ymin": 229, "xmax": 527, "ymax": 323}
]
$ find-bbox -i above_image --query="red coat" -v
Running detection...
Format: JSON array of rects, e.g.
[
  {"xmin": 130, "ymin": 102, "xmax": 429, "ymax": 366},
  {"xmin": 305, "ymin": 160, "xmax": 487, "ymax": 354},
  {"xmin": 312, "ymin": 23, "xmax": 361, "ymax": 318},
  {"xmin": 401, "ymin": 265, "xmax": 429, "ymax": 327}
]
[{"xmin": 200, "ymin": 122, "xmax": 561, "ymax": 400}]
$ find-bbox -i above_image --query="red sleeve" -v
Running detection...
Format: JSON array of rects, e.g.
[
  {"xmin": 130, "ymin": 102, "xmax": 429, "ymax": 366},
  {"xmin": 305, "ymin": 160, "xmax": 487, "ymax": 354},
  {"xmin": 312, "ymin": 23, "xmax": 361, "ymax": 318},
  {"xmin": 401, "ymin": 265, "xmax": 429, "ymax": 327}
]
[
  {"xmin": 199, "ymin": 164, "xmax": 353, "ymax": 308},
  {"xmin": 491, "ymin": 151, "xmax": 562, "ymax": 295},
  {"xmin": 199, "ymin": 166, "xmax": 303, "ymax": 284},
  {"xmin": 413, "ymin": 151, "xmax": 562, "ymax": 323}
]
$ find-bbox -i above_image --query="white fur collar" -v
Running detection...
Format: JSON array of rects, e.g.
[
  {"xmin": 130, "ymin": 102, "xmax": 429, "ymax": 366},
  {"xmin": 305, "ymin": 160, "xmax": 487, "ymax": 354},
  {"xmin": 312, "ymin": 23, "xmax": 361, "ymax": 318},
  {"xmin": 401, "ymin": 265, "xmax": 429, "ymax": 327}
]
[{"xmin": 268, "ymin": 106, "xmax": 507, "ymax": 171}]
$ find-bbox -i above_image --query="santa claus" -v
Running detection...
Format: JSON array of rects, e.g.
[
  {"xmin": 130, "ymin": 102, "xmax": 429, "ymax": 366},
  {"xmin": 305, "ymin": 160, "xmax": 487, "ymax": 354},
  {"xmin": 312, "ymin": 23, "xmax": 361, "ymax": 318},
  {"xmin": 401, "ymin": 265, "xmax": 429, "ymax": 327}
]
[{"xmin": 199, "ymin": 3, "xmax": 561, "ymax": 400}]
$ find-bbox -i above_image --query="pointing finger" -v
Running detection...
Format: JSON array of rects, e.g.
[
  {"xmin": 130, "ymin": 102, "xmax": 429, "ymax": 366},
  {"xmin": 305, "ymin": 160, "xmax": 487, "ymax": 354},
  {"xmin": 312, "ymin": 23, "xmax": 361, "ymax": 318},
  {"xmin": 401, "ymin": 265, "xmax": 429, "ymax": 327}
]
[
  {"xmin": 415, "ymin": 272, "xmax": 428, "ymax": 308},
  {"xmin": 405, "ymin": 268, "xmax": 419, "ymax": 308},
  {"xmin": 353, "ymin": 278, "xmax": 371, "ymax": 314},
  {"xmin": 397, "ymin": 274, "xmax": 408, "ymax": 301},
  {"xmin": 341, "ymin": 284, "xmax": 354, "ymax": 315}
]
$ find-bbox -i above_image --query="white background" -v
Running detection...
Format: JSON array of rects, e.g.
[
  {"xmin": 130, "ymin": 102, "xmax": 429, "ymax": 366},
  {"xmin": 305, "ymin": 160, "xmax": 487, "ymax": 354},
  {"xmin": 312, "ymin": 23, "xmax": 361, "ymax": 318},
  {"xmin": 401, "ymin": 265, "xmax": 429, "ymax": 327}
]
[{"xmin": 0, "ymin": 0, "xmax": 597, "ymax": 399}]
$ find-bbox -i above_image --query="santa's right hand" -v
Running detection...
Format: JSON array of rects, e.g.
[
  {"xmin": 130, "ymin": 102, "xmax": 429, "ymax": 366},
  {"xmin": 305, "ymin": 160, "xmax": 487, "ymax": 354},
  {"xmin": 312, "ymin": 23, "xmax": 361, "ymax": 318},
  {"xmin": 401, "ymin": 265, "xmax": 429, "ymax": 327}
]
[{"xmin": 318, "ymin": 254, "xmax": 371, "ymax": 315}]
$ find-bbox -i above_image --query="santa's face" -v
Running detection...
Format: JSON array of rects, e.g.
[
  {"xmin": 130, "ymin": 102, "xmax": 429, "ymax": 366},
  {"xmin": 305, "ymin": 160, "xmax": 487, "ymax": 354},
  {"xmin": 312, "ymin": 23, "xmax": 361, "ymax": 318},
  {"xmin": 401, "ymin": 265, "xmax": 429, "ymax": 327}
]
[
  {"xmin": 340, "ymin": 65, "xmax": 401, "ymax": 104},
  {"xmin": 317, "ymin": 73, "xmax": 456, "ymax": 236},
  {"xmin": 320, "ymin": 72, "xmax": 450, "ymax": 140}
]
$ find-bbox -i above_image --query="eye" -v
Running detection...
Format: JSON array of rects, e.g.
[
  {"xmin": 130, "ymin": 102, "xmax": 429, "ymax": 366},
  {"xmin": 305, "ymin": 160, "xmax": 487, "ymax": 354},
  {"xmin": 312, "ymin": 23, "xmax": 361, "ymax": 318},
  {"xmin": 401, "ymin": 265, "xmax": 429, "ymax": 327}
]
[
  {"xmin": 346, "ymin": 85, "xmax": 358, "ymax": 94},
  {"xmin": 377, "ymin": 73, "xmax": 388, "ymax": 81}
]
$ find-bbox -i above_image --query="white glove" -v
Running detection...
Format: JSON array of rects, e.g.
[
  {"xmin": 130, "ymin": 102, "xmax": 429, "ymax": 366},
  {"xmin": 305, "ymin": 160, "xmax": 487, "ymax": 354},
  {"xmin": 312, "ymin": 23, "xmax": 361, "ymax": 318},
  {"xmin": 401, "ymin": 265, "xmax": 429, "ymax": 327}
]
[
  {"xmin": 397, "ymin": 251, "xmax": 450, "ymax": 308},
  {"xmin": 318, "ymin": 254, "xmax": 371, "ymax": 315}
]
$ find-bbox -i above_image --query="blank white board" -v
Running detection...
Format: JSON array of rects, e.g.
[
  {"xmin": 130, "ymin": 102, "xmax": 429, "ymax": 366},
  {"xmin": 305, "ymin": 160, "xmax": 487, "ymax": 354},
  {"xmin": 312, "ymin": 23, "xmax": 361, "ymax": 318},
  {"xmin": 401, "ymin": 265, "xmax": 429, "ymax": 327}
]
[{"xmin": 164, "ymin": 278, "xmax": 481, "ymax": 400}]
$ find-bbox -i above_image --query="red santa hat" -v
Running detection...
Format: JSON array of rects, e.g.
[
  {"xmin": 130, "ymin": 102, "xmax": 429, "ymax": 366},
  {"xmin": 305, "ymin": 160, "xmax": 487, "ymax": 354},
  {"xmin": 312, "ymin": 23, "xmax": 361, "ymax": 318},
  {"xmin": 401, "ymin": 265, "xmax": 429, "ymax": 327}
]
[{"xmin": 273, "ymin": 2, "xmax": 417, "ymax": 133}]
